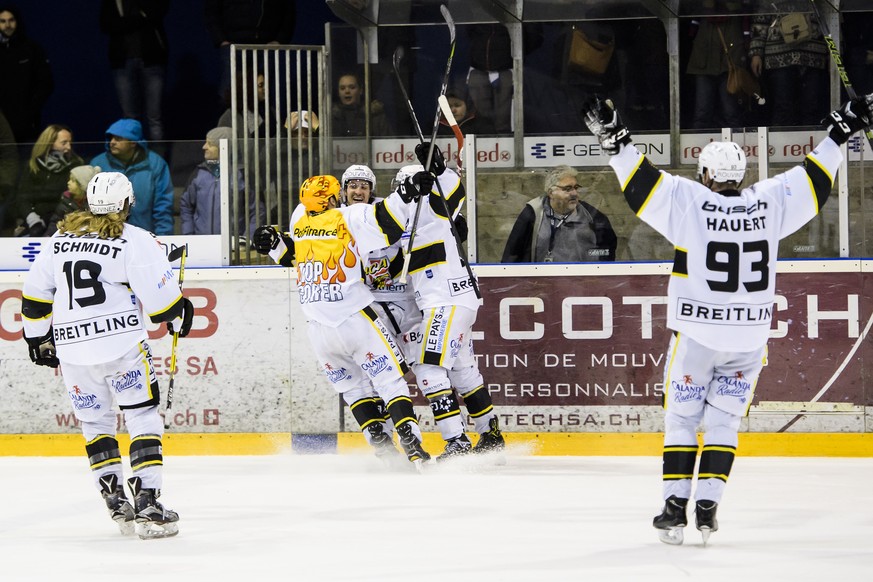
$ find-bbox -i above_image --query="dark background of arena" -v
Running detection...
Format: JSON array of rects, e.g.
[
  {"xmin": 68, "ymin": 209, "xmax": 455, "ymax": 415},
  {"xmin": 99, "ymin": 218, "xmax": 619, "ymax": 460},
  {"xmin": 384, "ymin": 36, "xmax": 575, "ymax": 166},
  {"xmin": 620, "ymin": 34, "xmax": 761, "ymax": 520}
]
[{"xmin": 15, "ymin": 1, "xmax": 340, "ymax": 143}]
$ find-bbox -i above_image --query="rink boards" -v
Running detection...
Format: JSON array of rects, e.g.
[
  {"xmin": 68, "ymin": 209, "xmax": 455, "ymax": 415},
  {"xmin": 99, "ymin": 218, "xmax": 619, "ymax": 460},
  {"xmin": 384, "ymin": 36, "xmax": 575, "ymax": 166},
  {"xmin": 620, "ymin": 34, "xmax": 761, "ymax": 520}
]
[{"xmin": 1, "ymin": 261, "xmax": 872, "ymax": 456}]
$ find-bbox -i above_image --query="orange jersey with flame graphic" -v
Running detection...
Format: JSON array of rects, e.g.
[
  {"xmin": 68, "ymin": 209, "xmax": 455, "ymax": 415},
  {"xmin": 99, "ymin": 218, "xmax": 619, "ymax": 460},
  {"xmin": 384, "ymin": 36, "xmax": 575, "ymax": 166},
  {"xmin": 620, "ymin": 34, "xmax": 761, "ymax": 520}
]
[{"xmin": 288, "ymin": 194, "xmax": 410, "ymax": 327}]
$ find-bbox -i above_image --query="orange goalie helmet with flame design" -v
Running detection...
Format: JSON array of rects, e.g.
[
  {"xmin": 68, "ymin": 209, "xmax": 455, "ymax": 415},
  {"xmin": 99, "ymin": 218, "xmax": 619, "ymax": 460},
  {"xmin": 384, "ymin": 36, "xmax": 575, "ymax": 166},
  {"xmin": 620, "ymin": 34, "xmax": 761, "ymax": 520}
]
[{"xmin": 300, "ymin": 175, "xmax": 341, "ymax": 214}]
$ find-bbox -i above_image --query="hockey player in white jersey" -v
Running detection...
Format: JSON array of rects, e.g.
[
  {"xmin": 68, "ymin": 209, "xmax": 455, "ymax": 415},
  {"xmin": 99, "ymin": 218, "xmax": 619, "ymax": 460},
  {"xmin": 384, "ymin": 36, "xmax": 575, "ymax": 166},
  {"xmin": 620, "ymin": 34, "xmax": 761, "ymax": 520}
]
[
  {"xmin": 583, "ymin": 93, "xmax": 873, "ymax": 545},
  {"xmin": 251, "ymin": 174, "xmax": 433, "ymax": 467},
  {"xmin": 340, "ymin": 164, "xmax": 475, "ymax": 461},
  {"xmin": 401, "ymin": 144, "xmax": 505, "ymax": 458},
  {"xmin": 21, "ymin": 172, "xmax": 193, "ymax": 539}
]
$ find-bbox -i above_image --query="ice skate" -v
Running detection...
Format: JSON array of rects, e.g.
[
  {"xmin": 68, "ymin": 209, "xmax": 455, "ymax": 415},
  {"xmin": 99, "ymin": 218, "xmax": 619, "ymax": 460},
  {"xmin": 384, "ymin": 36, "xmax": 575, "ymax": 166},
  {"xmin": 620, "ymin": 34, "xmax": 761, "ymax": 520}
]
[
  {"xmin": 367, "ymin": 423, "xmax": 405, "ymax": 470},
  {"xmin": 98, "ymin": 473, "xmax": 135, "ymax": 536},
  {"xmin": 472, "ymin": 417, "xmax": 506, "ymax": 464},
  {"xmin": 436, "ymin": 433, "xmax": 472, "ymax": 462},
  {"xmin": 127, "ymin": 477, "xmax": 180, "ymax": 540},
  {"xmin": 695, "ymin": 500, "xmax": 719, "ymax": 546},
  {"xmin": 653, "ymin": 495, "xmax": 688, "ymax": 545},
  {"xmin": 396, "ymin": 423, "xmax": 431, "ymax": 471}
]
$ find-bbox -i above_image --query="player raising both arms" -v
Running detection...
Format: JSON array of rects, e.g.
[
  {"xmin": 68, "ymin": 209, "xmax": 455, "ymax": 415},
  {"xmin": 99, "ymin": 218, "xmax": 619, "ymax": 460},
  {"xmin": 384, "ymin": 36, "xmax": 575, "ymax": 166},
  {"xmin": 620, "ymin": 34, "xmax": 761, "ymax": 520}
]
[
  {"xmin": 251, "ymin": 174, "xmax": 433, "ymax": 468},
  {"xmin": 21, "ymin": 172, "xmax": 193, "ymax": 539},
  {"xmin": 582, "ymin": 93, "xmax": 873, "ymax": 545}
]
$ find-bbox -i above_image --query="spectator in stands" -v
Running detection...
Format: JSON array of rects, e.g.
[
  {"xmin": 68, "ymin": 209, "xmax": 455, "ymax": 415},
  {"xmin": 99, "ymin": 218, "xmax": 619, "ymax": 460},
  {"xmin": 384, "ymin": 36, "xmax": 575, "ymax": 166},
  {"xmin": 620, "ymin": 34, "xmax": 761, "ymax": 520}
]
[
  {"xmin": 90, "ymin": 118, "xmax": 174, "ymax": 236},
  {"xmin": 331, "ymin": 71, "xmax": 392, "ymax": 137},
  {"xmin": 204, "ymin": 0, "xmax": 296, "ymax": 102},
  {"xmin": 437, "ymin": 86, "xmax": 496, "ymax": 137},
  {"xmin": 218, "ymin": 72, "xmax": 279, "ymax": 137},
  {"xmin": 0, "ymin": 5, "xmax": 54, "ymax": 143},
  {"xmin": 99, "ymin": 0, "xmax": 170, "ymax": 143},
  {"xmin": 15, "ymin": 124, "xmax": 84, "ymax": 237},
  {"xmin": 750, "ymin": 2, "xmax": 829, "ymax": 126},
  {"xmin": 686, "ymin": 13, "xmax": 750, "ymax": 129},
  {"xmin": 44, "ymin": 164, "xmax": 101, "ymax": 236},
  {"xmin": 180, "ymin": 126, "xmax": 261, "ymax": 239},
  {"xmin": 501, "ymin": 165, "xmax": 617, "ymax": 263},
  {"xmin": 0, "ymin": 107, "xmax": 16, "ymax": 234},
  {"xmin": 466, "ymin": 23, "xmax": 513, "ymax": 134}
]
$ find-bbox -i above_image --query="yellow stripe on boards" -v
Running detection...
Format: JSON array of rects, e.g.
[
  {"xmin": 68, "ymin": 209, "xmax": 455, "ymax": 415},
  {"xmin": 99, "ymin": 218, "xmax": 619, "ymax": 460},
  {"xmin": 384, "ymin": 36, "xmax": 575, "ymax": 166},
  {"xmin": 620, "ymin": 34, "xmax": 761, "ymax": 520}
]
[{"xmin": 2, "ymin": 432, "xmax": 872, "ymax": 457}]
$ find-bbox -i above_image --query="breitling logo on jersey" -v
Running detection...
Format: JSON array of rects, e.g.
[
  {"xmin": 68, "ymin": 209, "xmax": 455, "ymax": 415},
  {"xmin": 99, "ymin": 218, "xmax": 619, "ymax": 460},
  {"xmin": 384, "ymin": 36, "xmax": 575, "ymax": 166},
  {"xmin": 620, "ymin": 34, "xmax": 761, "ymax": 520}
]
[
  {"xmin": 53, "ymin": 311, "xmax": 142, "ymax": 344},
  {"xmin": 677, "ymin": 299, "xmax": 772, "ymax": 324}
]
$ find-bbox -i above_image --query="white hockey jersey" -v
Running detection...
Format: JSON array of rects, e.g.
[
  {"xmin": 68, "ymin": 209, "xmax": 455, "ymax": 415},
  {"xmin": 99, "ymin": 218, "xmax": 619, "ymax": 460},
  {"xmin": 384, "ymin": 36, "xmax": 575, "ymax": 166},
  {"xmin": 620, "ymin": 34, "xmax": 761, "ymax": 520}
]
[
  {"xmin": 21, "ymin": 226, "xmax": 183, "ymax": 365},
  {"xmin": 280, "ymin": 193, "xmax": 411, "ymax": 327},
  {"xmin": 406, "ymin": 169, "xmax": 481, "ymax": 311},
  {"xmin": 609, "ymin": 138, "xmax": 842, "ymax": 351}
]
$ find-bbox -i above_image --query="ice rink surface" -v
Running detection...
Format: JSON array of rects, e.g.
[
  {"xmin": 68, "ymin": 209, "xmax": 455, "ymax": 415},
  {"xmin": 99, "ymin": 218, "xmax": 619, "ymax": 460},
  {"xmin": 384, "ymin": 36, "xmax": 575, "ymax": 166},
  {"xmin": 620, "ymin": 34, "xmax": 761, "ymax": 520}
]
[{"xmin": 1, "ymin": 449, "xmax": 871, "ymax": 582}]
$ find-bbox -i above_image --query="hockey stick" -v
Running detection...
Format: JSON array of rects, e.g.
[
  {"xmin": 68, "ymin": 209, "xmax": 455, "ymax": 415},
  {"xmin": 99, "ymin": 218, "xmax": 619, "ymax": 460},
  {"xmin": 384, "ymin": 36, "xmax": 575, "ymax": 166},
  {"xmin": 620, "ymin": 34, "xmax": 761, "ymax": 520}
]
[
  {"xmin": 808, "ymin": 0, "xmax": 873, "ymax": 150},
  {"xmin": 397, "ymin": 3, "xmax": 456, "ymax": 285},
  {"xmin": 392, "ymin": 46, "xmax": 425, "ymax": 143},
  {"xmin": 438, "ymin": 94, "xmax": 465, "ymax": 161},
  {"xmin": 164, "ymin": 245, "xmax": 188, "ymax": 430}
]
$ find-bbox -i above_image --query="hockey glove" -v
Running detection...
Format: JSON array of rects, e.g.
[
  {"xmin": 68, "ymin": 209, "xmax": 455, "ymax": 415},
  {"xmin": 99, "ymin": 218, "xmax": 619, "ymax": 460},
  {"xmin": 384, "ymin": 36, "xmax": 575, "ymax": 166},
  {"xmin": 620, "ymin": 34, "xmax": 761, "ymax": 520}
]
[
  {"xmin": 167, "ymin": 297, "xmax": 194, "ymax": 338},
  {"xmin": 824, "ymin": 93, "xmax": 873, "ymax": 145},
  {"xmin": 26, "ymin": 329, "xmax": 59, "ymax": 368},
  {"xmin": 252, "ymin": 225, "xmax": 280, "ymax": 255},
  {"xmin": 582, "ymin": 96, "xmax": 632, "ymax": 155},
  {"xmin": 414, "ymin": 142, "xmax": 447, "ymax": 175},
  {"xmin": 398, "ymin": 171, "xmax": 434, "ymax": 203}
]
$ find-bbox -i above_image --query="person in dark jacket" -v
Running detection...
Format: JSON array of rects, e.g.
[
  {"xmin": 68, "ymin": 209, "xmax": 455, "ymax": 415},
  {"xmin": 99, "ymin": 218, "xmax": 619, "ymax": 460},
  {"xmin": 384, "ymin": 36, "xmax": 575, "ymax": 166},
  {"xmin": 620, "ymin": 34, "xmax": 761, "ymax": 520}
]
[
  {"xmin": 90, "ymin": 118, "xmax": 174, "ymax": 236},
  {"xmin": 99, "ymin": 0, "xmax": 170, "ymax": 142},
  {"xmin": 331, "ymin": 72, "xmax": 393, "ymax": 137},
  {"xmin": 466, "ymin": 23, "xmax": 513, "ymax": 134},
  {"xmin": 204, "ymin": 0, "xmax": 296, "ymax": 99},
  {"xmin": 15, "ymin": 123, "xmax": 84, "ymax": 236},
  {"xmin": 0, "ymin": 5, "xmax": 54, "ymax": 143},
  {"xmin": 0, "ymin": 107, "xmax": 16, "ymax": 232},
  {"xmin": 437, "ymin": 86, "xmax": 496, "ymax": 137},
  {"xmin": 502, "ymin": 165, "xmax": 617, "ymax": 263}
]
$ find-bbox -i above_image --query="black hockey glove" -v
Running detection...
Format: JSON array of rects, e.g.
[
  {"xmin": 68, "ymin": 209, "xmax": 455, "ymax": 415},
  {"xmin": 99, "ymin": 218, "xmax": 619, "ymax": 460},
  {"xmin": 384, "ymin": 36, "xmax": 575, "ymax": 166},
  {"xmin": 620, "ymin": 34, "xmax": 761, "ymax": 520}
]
[
  {"xmin": 823, "ymin": 93, "xmax": 873, "ymax": 145},
  {"xmin": 252, "ymin": 225, "xmax": 280, "ymax": 255},
  {"xmin": 414, "ymin": 142, "xmax": 447, "ymax": 175},
  {"xmin": 167, "ymin": 297, "xmax": 194, "ymax": 337},
  {"xmin": 398, "ymin": 171, "xmax": 434, "ymax": 203},
  {"xmin": 26, "ymin": 329, "xmax": 59, "ymax": 368},
  {"xmin": 582, "ymin": 96, "xmax": 631, "ymax": 155}
]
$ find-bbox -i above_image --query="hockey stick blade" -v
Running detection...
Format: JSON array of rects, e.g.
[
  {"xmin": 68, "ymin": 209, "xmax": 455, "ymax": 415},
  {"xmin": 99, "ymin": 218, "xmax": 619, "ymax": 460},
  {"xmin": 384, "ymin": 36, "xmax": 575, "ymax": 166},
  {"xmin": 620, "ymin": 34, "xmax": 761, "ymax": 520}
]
[
  {"xmin": 438, "ymin": 94, "xmax": 464, "ymax": 161},
  {"xmin": 167, "ymin": 245, "xmax": 186, "ymax": 263},
  {"xmin": 440, "ymin": 4, "xmax": 456, "ymax": 44}
]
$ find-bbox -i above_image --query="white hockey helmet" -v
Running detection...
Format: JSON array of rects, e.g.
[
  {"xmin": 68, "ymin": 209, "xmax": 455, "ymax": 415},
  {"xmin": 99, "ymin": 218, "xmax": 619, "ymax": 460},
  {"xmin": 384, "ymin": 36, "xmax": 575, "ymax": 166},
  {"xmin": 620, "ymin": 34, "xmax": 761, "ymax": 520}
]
[
  {"xmin": 86, "ymin": 172, "xmax": 135, "ymax": 215},
  {"xmin": 340, "ymin": 164, "xmax": 376, "ymax": 204},
  {"xmin": 697, "ymin": 141, "xmax": 746, "ymax": 184},
  {"xmin": 391, "ymin": 164, "xmax": 425, "ymax": 192}
]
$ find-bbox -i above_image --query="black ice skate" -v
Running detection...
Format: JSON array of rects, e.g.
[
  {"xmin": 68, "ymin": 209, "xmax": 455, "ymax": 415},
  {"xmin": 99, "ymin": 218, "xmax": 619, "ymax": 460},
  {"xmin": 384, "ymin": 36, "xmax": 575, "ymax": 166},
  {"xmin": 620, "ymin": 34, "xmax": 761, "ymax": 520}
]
[
  {"xmin": 127, "ymin": 476, "xmax": 180, "ymax": 540},
  {"xmin": 653, "ymin": 495, "xmax": 688, "ymax": 545},
  {"xmin": 367, "ymin": 423, "xmax": 404, "ymax": 469},
  {"xmin": 396, "ymin": 423, "xmax": 431, "ymax": 470},
  {"xmin": 695, "ymin": 500, "xmax": 719, "ymax": 546},
  {"xmin": 99, "ymin": 473, "xmax": 135, "ymax": 536},
  {"xmin": 436, "ymin": 433, "xmax": 472, "ymax": 462},
  {"xmin": 472, "ymin": 417, "xmax": 506, "ymax": 464}
]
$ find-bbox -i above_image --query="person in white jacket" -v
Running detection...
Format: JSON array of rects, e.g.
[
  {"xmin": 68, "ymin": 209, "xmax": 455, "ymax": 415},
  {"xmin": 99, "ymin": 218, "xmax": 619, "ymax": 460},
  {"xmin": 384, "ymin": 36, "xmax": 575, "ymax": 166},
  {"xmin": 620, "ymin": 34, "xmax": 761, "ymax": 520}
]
[{"xmin": 582, "ymin": 92, "xmax": 873, "ymax": 546}]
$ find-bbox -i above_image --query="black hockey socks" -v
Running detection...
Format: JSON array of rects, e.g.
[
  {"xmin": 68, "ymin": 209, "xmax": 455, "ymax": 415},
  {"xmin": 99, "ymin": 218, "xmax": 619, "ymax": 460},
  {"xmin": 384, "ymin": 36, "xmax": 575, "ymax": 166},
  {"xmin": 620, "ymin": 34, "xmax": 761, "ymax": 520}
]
[
  {"xmin": 698, "ymin": 444, "xmax": 736, "ymax": 484},
  {"xmin": 427, "ymin": 388, "xmax": 462, "ymax": 423},
  {"xmin": 86, "ymin": 434, "xmax": 123, "ymax": 473},
  {"xmin": 459, "ymin": 384, "xmax": 493, "ymax": 419},
  {"xmin": 129, "ymin": 434, "xmax": 163, "ymax": 473},
  {"xmin": 662, "ymin": 444, "xmax": 698, "ymax": 483}
]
